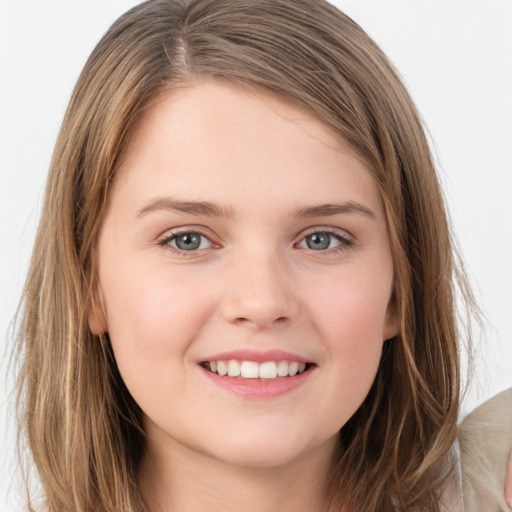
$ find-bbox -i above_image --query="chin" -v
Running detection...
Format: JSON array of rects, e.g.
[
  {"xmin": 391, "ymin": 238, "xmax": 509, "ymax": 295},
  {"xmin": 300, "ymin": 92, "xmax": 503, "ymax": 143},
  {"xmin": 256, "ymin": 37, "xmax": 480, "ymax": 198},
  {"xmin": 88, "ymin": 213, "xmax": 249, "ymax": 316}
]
[{"xmin": 203, "ymin": 428, "xmax": 333, "ymax": 470}]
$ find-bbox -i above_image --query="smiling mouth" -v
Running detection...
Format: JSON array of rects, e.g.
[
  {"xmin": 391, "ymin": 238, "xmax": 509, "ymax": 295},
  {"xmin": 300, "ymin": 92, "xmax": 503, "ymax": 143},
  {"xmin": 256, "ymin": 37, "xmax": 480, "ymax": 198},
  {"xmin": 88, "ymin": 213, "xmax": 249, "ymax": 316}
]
[{"xmin": 200, "ymin": 360, "xmax": 313, "ymax": 379}]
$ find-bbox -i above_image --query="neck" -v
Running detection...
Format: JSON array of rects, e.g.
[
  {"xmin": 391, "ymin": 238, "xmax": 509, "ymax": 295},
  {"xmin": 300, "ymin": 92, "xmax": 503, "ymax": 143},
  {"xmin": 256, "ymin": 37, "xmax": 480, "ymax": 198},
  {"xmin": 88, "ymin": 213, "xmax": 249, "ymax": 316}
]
[{"xmin": 138, "ymin": 431, "xmax": 339, "ymax": 512}]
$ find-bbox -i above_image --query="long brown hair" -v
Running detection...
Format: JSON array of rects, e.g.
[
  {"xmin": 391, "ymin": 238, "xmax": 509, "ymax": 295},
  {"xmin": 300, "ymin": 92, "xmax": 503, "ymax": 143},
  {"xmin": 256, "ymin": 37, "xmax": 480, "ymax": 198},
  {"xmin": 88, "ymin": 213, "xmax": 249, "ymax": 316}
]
[{"xmin": 16, "ymin": 0, "xmax": 475, "ymax": 510}]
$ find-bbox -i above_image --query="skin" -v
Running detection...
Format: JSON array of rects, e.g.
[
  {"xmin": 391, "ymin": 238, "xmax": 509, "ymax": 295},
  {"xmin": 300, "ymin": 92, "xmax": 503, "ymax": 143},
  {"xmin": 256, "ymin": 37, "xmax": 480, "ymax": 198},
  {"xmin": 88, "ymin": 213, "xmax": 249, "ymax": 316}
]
[
  {"xmin": 89, "ymin": 81, "xmax": 398, "ymax": 511},
  {"xmin": 506, "ymin": 451, "xmax": 512, "ymax": 508}
]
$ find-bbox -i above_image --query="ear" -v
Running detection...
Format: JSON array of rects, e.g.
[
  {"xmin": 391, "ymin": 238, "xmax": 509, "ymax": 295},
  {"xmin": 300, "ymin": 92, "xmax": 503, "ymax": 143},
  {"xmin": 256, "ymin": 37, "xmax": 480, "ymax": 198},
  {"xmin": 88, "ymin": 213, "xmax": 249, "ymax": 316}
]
[
  {"xmin": 88, "ymin": 283, "xmax": 108, "ymax": 335},
  {"xmin": 382, "ymin": 304, "xmax": 399, "ymax": 341}
]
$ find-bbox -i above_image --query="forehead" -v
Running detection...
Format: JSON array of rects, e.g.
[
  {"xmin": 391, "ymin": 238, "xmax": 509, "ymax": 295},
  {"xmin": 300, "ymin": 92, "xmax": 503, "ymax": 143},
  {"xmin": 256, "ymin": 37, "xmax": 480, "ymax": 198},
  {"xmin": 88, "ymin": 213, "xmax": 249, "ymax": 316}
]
[{"xmin": 112, "ymin": 81, "xmax": 383, "ymax": 219}]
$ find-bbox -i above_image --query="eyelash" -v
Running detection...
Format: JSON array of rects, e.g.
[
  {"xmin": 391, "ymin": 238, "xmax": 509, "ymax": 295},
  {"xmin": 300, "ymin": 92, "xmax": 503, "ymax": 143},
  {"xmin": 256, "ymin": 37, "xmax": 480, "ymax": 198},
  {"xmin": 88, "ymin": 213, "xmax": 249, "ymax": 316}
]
[
  {"xmin": 157, "ymin": 227, "xmax": 354, "ymax": 257},
  {"xmin": 157, "ymin": 228, "xmax": 214, "ymax": 256},
  {"xmin": 299, "ymin": 227, "xmax": 354, "ymax": 253}
]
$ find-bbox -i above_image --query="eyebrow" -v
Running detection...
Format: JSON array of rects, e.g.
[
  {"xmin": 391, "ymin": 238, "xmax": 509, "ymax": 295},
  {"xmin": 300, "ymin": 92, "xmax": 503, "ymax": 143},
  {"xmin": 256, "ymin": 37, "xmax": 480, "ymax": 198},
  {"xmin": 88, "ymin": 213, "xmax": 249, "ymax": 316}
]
[
  {"xmin": 291, "ymin": 202, "xmax": 375, "ymax": 219},
  {"xmin": 136, "ymin": 196, "xmax": 375, "ymax": 220},
  {"xmin": 136, "ymin": 197, "xmax": 236, "ymax": 218}
]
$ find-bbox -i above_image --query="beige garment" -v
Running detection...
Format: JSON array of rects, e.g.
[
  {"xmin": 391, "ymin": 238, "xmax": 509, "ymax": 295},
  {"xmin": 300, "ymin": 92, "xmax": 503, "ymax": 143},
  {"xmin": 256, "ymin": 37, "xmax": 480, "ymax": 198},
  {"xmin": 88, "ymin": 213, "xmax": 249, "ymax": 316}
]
[
  {"xmin": 440, "ymin": 439, "xmax": 465, "ymax": 512},
  {"xmin": 459, "ymin": 388, "xmax": 512, "ymax": 512}
]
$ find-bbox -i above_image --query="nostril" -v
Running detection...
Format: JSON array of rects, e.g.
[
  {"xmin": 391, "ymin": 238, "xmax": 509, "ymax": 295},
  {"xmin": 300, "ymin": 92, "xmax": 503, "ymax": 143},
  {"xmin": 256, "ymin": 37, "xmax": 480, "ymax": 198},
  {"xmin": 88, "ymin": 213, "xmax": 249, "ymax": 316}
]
[{"xmin": 232, "ymin": 316, "xmax": 289, "ymax": 327}]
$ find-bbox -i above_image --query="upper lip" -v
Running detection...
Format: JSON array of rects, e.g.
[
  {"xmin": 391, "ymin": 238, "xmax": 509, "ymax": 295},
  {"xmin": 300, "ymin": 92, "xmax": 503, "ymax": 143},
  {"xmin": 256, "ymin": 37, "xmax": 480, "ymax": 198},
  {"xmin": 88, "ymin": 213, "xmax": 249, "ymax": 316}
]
[{"xmin": 199, "ymin": 349, "xmax": 312, "ymax": 364}]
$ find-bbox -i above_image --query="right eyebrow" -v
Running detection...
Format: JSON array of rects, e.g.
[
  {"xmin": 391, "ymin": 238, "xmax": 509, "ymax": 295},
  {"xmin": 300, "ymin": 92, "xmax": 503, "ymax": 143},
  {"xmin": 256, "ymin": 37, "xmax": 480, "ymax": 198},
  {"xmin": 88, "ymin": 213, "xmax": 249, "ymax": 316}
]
[
  {"xmin": 135, "ymin": 197, "xmax": 236, "ymax": 219},
  {"xmin": 291, "ymin": 202, "xmax": 375, "ymax": 219}
]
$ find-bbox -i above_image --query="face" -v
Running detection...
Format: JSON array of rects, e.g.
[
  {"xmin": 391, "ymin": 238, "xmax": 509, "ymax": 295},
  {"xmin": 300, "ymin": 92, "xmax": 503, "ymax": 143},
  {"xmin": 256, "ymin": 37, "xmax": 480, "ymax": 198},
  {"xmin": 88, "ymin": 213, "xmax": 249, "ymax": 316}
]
[{"xmin": 90, "ymin": 81, "xmax": 397, "ymax": 470}]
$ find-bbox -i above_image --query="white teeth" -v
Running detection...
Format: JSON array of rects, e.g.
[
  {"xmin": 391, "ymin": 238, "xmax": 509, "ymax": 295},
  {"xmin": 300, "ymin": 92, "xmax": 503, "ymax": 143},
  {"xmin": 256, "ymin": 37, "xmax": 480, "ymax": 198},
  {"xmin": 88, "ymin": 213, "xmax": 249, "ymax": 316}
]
[
  {"xmin": 277, "ymin": 361, "xmax": 289, "ymax": 377},
  {"xmin": 259, "ymin": 361, "xmax": 278, "ymax": 379},
  {"xmin": 205, "ymin": 360, "xmax": 309, "ymax": 379},
  {"xmin": 288, "ymin": 362, "xmax": 299, "ymax": 377},
  {"xmin": 227, "ymin": 360, "xmax": 241, "ymax": 377},
  {"xmin": 217, "ymin": 361, "xmax": 228, "ymax": 376},
  {"xmin": 240, "ymin": 361, "xmax": 259, "ymax": 378}
]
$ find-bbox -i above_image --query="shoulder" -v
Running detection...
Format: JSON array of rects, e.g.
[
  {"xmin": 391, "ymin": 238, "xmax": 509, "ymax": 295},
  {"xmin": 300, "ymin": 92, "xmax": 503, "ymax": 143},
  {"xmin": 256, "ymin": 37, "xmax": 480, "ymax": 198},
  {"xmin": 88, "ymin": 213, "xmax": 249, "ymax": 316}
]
[{"xmin": 459, "ymin": 388, "xmax": 512, "ymax": 512}]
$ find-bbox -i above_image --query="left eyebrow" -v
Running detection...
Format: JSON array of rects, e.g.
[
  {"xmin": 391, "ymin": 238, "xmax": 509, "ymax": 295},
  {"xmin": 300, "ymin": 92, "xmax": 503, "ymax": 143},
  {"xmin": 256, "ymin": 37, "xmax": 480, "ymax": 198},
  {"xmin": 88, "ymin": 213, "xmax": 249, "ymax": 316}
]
[
  {"xmin": 291, "ymin": 202, "xmax": 375, "ymax": 219},
  {"xmin": 136, "ymin": 197, "xmax": 236, "ymax": 219}
]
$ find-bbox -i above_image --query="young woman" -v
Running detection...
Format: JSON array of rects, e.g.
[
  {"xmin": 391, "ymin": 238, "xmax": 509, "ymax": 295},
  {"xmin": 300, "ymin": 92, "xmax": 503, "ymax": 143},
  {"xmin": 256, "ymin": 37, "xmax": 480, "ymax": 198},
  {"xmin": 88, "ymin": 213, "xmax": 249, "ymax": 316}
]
[{"xmin": 14, "ymin": 0, "xmax": 511, "ymax": 511}]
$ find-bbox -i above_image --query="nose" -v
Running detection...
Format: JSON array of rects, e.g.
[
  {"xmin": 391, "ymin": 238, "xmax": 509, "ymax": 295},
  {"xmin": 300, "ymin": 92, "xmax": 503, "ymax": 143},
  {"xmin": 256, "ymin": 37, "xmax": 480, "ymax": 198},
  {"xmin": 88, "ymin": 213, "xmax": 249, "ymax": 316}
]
[{"xmin": 220, "ymin": 250, "xmax": 300, "ymax": 330}]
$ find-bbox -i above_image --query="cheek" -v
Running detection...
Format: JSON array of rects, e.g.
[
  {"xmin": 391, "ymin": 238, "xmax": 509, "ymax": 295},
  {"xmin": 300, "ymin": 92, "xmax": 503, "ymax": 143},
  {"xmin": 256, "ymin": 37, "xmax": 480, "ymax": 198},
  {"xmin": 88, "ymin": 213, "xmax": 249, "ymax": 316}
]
[
  {"xmin": 304, "ymin": 269, "xmax": 390, "ymax": 427},
  {"xmin": 312, "ymin": 265, "xmax": 391, "ymax": 337},
  {"xmin": 100, "ymin": 262, "xmax": 220, "ymax": 412},
  {"xmin": 101, "ymin": 260, "xmax": 216, "ymax": 360},
  {"xmin": 305, "ymin": 263, "xmax": 391, "ymax": 377}
]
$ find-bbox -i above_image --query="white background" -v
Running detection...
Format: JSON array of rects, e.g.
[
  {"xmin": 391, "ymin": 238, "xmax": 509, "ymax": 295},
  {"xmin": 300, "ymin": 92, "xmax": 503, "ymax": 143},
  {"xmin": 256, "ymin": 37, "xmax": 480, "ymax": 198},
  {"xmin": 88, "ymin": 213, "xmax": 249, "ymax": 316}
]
[{"xmin": 1, "ymin": 1, "xmax": 511, "ymax": 509}]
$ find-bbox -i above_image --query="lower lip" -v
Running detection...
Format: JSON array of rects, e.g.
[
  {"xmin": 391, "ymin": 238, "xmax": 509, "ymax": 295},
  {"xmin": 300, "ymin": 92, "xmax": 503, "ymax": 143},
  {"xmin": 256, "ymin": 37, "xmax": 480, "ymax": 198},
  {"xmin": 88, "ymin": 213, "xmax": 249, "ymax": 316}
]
[{"xmin": 200, "ymin": 366, "xmax": 314, "ymax": 399}]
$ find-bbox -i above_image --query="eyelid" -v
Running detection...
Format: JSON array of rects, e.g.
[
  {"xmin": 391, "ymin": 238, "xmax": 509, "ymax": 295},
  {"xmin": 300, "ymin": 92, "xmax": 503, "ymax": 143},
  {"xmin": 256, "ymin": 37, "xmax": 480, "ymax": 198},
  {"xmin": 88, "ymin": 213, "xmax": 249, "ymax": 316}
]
[
  {"xmin": 295, "ymin": 226, "xmax": 355, "ymax": 253},
  {"xmin": 298, "ymin": 226, "xmax": 355, "ymax": 244},
  {"xmin": 157, "ymin": 227, "xmax": 219, "ymax": 256}
]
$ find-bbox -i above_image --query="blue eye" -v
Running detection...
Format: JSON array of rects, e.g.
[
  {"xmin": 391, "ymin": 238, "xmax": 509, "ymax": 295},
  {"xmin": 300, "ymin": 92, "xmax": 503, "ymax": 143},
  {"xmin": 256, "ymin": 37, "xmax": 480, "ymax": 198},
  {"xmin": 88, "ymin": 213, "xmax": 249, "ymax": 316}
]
[
  {"xmin": 298, "ymin": 230, "xmax": 353, "ymax": 252},
  {"xmin": 305, "ymin": 233, "xmax": 333, "ymax": 250},
  {"xmin": 160, "ymin": 231, "xmax": 212, "ymax": 252}
]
